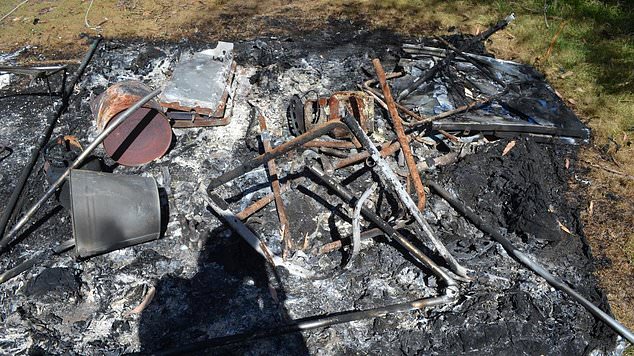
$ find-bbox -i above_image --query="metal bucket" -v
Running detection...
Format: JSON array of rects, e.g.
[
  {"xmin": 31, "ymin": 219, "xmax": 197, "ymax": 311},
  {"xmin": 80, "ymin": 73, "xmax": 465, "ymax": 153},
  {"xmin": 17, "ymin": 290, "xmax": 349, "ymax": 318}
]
[
  {"xmin": 90, "ymin": 81, "xmax": 172, "ymax": 166},
  {"xmin": 69, "ymin": 169, "xmax": 161, "ymax": 258}
]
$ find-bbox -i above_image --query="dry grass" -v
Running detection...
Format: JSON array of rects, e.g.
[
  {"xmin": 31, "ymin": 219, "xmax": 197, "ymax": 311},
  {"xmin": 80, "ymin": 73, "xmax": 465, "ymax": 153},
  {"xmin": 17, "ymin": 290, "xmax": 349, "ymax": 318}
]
[{"xmin": 1, "ymin": 0, "xmax": 632, "ymax": 346}]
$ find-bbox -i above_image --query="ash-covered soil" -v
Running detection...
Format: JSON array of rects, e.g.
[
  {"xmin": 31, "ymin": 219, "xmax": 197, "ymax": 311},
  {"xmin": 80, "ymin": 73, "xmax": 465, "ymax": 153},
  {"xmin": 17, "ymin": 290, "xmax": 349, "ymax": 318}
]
[{"xmin": 0, "ymin": 25, "xmax": 619, "ymax": 355}]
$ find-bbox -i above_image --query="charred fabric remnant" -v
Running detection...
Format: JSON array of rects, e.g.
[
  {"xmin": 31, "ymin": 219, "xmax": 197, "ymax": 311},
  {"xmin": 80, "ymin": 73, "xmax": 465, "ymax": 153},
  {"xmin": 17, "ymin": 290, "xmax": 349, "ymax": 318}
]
[{"xmin": 0, "ymin": 23, "xmax": 621, "ymax": 355}]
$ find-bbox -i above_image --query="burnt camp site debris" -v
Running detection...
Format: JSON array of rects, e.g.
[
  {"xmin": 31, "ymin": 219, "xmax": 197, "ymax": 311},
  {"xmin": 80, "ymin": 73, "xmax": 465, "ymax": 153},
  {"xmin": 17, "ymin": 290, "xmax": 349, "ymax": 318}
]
[
  {"xmin": 397, "ymin": 42, "xmax": 590, "ymax": 143},
  {"xmin": 0, "ymin": 15, "xmax": 632, "ymax": 354}
]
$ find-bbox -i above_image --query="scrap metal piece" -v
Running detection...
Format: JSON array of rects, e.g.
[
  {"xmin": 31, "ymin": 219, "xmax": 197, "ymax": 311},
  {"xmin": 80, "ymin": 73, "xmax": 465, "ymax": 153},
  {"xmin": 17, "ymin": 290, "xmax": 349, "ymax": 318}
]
[
  {"xmin": 0, "ymin": 65, "xmax": 66, "ymax": 78},
  {"xmin": 287, "ymin": 91, "xmax": 374, "ymax": 138},
  {"xmin": 70, "ymin": 170, "xmax": 161, "ymax": 258},
  {"xmin": 90, "ymin": 81, "xmax": 172, "ymax": 166},
  {"xmin": 341, "ymin": 115, "xmax": 471, "ymax": 279},
  {"xmin": 286, "ymin": 94, "xmax": 306, "ymax": 136},
  {"xmin": 166, "ymin": 60, "xmax": 237, "ymax": 128},
  {"xmin": 373, "ymin": 59, "xmax": 427, "ymax": 210},
  {"xmin": 206, "ymin": 192, "xmax": 312, "ymax": 279},
  {"xmin": 160, "ymin": 42, "xmax": 236, "ymax": 124},
  {"xmin": 348, "ymin": 183, "xmax": 377, "ymax": 269}
]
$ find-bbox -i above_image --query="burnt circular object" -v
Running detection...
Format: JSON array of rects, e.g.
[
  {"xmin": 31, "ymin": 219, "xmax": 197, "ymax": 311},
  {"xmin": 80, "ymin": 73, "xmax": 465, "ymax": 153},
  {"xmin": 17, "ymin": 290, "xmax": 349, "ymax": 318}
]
[
  {"xmin": 102, "ymin": 107, "xmax": 172, "ymax": 166},
  {"xmin": 91, "ymin": 81, "xmax": 172, "ymax": 166}
]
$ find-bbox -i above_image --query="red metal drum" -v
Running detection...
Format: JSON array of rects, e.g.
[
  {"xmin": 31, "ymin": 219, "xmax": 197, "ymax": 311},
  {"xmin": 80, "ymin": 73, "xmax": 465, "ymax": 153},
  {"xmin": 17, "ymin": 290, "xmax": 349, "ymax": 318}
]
[{"xmin": 91, "ymin": 81, "xmax": 172, "ymax": 166}]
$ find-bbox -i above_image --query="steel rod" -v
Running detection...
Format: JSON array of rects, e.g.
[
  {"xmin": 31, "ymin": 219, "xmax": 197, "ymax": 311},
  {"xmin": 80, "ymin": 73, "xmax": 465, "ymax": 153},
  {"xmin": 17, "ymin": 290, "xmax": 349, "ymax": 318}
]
[
  {"xmin": 427, "ymin": 181, "xmax": 634, "ymax": 344},
  {"xmin": 0, "ymin": 37, "xmax": 101, "ymax": 241},
  {"xmin": 1, "ymin": 87, "xmax": 161, "ymax": 250},
  {"xmin": 153, "ymin": 291, "xmax": 456, "ymax": 355}
]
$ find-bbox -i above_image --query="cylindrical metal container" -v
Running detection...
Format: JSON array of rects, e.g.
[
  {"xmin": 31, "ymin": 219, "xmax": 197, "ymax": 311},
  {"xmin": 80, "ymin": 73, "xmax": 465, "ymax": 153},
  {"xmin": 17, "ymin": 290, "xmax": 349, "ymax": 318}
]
[
  {"xmin": 90, "ymin": 81, "xmax": 172, "ymax": 166},
  {"xmin": 69, "ymin": 169, "xmax": 161, "ymax": 258}
]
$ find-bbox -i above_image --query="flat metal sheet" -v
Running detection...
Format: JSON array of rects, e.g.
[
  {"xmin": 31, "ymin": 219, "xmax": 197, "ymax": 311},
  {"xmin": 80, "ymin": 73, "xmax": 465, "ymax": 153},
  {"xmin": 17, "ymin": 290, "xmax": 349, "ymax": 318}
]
[{"xmin": 160, "ymin": 42, "xmax": 234, "ymax": 116}]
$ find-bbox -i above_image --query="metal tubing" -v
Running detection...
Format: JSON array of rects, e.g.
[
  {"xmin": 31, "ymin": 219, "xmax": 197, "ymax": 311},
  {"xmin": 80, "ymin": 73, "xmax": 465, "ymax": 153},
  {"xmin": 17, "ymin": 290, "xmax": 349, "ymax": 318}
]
[
  {"xmin": 341, "ymin": 115, "xmax": 470, "ymax": 279},
  {"xmin": 0, "ymin": 239, "xmax": 74, "ymax": 284},
  {"xmin": 373, "ymin": 59, "xmax": 427, "ymax": 210},
  {"xmin": 207, "ymin": 192, "xmax": 276, "ymax": 264},
  {"xmin": 153, "ymin": 290, "xmax": 457, "ymax": 355},
  {"xmin": 307, "ymin": 164, "xmax": 456, "ymax": 286},
  {"xmin": 207, "ymin": 120, "xmax": 348, "ymax": 192},
  {"xmin": 1, "ymin": 88, "xmax": 162, "ymax": 249},
  {"xmin": 427, "ymin": 181, "xmax": 634, "ymax": 344},
  {"xmin": 348, "ymin": 183, "xmax": 377, "ymax": 268},
  {"xmin": 0, "ymin": 37, "xmax": 101, "ymax": 241},
  {"xmin": 257, "ymin": 111, "xmax": 292, "ymax": 258}
]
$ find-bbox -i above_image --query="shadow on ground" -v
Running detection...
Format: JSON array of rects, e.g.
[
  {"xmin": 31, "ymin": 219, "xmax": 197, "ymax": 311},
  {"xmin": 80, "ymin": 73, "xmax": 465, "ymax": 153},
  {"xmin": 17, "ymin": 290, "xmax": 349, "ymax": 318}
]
[{"xmin": 137, "ymin": 223, "xmax": 308, "ymax": 354}]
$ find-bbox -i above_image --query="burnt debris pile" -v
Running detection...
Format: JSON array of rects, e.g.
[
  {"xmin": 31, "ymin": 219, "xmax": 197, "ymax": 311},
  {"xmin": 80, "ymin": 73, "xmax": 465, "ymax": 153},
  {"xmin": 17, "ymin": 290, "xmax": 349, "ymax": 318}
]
[{"xmin": 0, "ymin": 15, "xmax": 631, "ymax": 355}]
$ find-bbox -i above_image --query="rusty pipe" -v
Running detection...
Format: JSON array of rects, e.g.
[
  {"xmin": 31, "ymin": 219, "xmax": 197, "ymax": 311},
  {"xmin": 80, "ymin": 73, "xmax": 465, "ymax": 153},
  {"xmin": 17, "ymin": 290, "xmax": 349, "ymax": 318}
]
[
  {"xmin": 373, "ymin": 59, "xmax": 427, "ymax": 210},
  {"xmin": 334, "ymin": 140, "xmax": 400, "ymax": 170},
  {"xmin": 155, "ymin": 290, "xmax": 457, "ymax": 354},
  {"xmin": 207, "ymin": 120, "xmax": 349, "ymax": 192},
  {"xmin": 235, "ymin": 183, "xmax": 292, "ymax": 221},
  {"xmin": 303, "ymin": 140, "xmax": 357, "ymax": 149}
]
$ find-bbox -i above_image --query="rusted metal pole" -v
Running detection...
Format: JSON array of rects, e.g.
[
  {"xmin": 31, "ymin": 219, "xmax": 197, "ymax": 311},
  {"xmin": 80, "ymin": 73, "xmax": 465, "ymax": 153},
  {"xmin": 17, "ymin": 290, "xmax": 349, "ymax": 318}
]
[
  {"xmin": 207, "ymin": 120, "xmax": 349, "ymax": 192},
  {"xmin": 303, "ymin": 140, "xmax": 357, "ymax": 149},
  {"xmin": 257, "ymin": 110, "xmax": 292, "ymax": 259},
  {"xmin": 373, "ymin": 59, "xmax": 427, "ymax": 210},
  {"xmin": 235, "ymin": 183, "xmax": 291, "ymax": 221},
  {"xmin": 334, "ymin": 141, "xmax": 400, "ymax": 170}
]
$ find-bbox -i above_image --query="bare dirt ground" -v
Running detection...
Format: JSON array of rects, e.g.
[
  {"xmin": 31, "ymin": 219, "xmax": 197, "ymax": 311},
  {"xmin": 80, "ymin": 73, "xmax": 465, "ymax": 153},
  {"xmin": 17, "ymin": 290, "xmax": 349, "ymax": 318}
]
[{"xmin": 1, "ymin": 0, "xmax": 632, "ymax": 340}]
